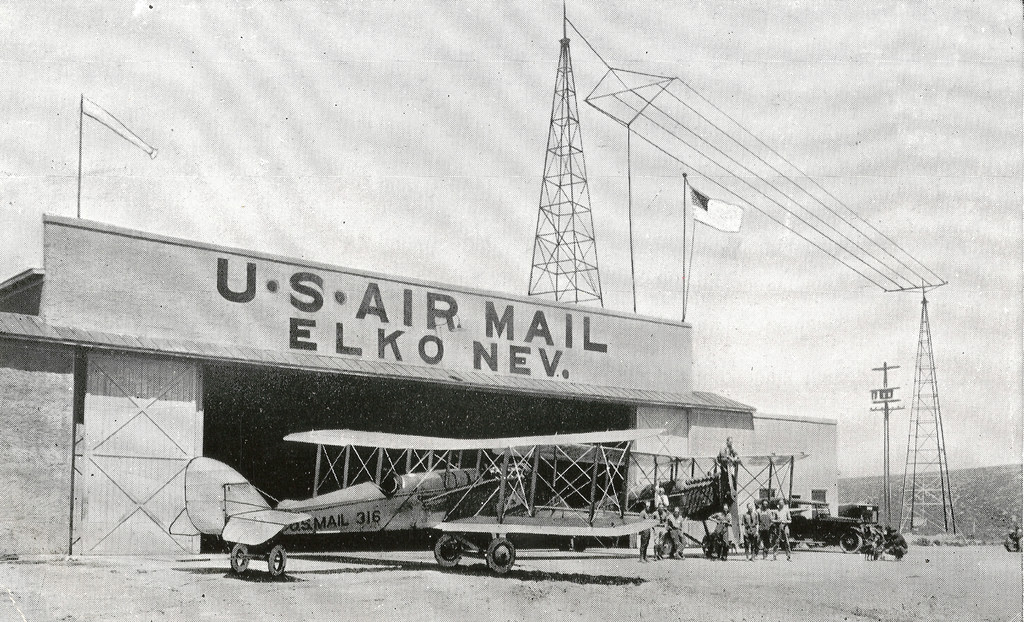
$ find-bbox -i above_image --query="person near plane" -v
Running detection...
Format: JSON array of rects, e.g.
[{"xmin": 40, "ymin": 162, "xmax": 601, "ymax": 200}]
[
  {"xmin": 772, "ymin": 498, "xmax": 792, "ymax": 561},
  {"xmin": 757, "ymin": 499, "xmax": 773, "ymax": 559},
  {"xmin": 741, "ymin": 502, "xmax": 759, "ymax": 561},
  {"xmin": 666, "ymin": 506, "xmax": 686, "ymax": 559}
]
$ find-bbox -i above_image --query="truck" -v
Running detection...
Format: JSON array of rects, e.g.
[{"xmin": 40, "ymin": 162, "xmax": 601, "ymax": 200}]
[{"xmin": 789, "ymin": 500, "xmax": 879, "ymax": 553}]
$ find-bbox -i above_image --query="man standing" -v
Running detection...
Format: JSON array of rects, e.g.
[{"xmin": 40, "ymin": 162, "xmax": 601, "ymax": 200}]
[
  {"xmin": 666, "ymin": 506, "xmax": 686, "ymax": 559},
  {"xmin": 638, "ymin": 501, "xmax": 653, "ymax": 562},
  {"xmin": 773, "ymin": 499, "xmax": 792, "ymax": 561},
  {"xmin": 708, "ymin": 504, "xmax": 732, "ymax": 560},
  {"xmin": 757, "ymin": 499, "xmax": 773, "ymax": 559},
  {"xmin": 717, "ymin": 437, "xmax": 742, "ymax": 494},
  {"xmin": 741, "ymin": 503, "xmax": 759, "ymax": 561}
]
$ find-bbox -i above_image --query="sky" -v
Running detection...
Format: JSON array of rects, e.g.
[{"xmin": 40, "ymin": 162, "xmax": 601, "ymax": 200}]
[{"xmin": 0, "ymin": 1, "xmax": 1020, "ymax": 478}]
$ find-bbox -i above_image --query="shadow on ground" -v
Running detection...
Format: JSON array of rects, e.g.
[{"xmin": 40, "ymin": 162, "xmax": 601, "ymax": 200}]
[{"xmin": 175, "ymin": 553, "xmax": 644, "ymax": 586}]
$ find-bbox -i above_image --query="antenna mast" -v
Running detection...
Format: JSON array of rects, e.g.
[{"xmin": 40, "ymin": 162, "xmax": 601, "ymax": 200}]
[
  {"xmin": 528, "ymin": 7, "xmax": 603, "ymax": 306},
  {"xmin": 899, "ymin": 289, "xmax": 956, "ymax": 534}
]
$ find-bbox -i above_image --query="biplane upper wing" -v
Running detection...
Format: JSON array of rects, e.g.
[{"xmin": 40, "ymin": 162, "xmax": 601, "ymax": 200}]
[
  {"xmin": 283, "ymin": 428, "xmax": 665, "ymax": 450},
  {"xmin": 632, "ymin": 433, "xmax": 810, "ymax": 462}
]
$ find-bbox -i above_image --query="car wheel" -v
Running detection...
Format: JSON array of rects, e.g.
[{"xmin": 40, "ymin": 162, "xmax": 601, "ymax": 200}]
[{"xmin": 839, "ymin": 531, "xmax": 863, "ymax": 553}]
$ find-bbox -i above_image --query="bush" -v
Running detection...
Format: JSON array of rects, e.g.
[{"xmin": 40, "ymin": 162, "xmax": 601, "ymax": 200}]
[{"xmin": 915, "ymin": 537, "xmax": 932, "ymax": 546}]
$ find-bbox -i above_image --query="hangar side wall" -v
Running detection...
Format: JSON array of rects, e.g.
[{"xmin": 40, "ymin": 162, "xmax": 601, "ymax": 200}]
[
  {"xmin": 752, "ymin": 414, "xmax": 838, "ymax": 513},
  {"xmin": 688, "ymin": 408, "xmax": 754, "ymax": 456},
  {"xmin": 0, "ymin": 339, "xmax": 74, "ymax": 554}
]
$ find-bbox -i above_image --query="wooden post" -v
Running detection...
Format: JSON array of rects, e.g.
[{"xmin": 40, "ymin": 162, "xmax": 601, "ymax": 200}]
[
  {"xmin": 788, "ymin": 456, "xmax": 795, "ymax": 502},
  {"xmin": 496, "ymin": 452, "xmax": 510, "ymax": 524},
  {"xmin": 619, "ymin": 445, "xmax": 632, "ymax": 518},
  {"xmin": 528, "ymin": 448, "xmax": 541, "ymax": 517},
  {"xmin": 313, "ymin": 444, "xmax": 322, "ymax": 497},
  {"xmin": 342, "ymin": 446, "xmax": 351, "ymax": 488},
  {"xmin": 375, "ymin": 447, "xmax": 384, "ymax": 484},
  {"xmin": 588, "ymin": 449, "xmax": 600, "ymax": 525}
]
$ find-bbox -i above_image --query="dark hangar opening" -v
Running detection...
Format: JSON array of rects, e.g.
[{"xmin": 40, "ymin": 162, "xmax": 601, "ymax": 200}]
[{"xmin": 202, "ymin": 362, "xmax": 632, "ymax": 505}]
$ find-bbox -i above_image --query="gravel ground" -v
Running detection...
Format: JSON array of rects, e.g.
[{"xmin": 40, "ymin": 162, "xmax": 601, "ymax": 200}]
[{"xmin": 0, "ymin": 546, "xmax": 1019, "ymax": 621}]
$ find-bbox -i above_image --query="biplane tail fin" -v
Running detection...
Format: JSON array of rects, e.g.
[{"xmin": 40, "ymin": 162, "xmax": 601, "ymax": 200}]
[{"xmin": 174, "ymin": 457, "xmax": 310, "ymax": 546}]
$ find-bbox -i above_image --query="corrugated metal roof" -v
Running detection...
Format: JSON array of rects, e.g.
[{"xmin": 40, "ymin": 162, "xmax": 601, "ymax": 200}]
[
  {"xmin": 690, "ymin": 391, "xmax": 756, "ymax": 413},
  {"xmin": 0, "ymin": 311, "xmax": 753, "ymax": 412}
]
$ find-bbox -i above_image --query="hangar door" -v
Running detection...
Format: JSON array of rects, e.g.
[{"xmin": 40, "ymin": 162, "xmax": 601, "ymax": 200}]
[{"xmin": 76, "ymin": 352, "xmax": 202, "ymax": 554}]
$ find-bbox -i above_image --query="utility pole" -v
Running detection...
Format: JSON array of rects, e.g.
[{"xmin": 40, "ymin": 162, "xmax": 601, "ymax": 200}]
[{"xmin": 871, "ymin": 362, "xmax": 903, "ymax": 528}]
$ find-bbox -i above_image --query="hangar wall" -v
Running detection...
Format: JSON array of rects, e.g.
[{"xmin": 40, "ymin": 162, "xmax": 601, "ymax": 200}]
[
  {"xmin": 0, "ymin": 341, "xmax": 74, "ymax": 554},
  {"xmin": 752, "ymin": 413, "xmax": 838, "ymax": 513}
]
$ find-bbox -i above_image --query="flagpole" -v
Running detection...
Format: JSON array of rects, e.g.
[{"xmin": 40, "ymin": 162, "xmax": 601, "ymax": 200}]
[
  {"xmin": 627, "ymin": 127, "xmax": 637, "ymax": 314},
  {"xmin": 682, "ymin": 173, "xmax": 687, "ymax": 321},
  {"xmin": 77, "ymin": 94, "xmax": 84, "ymax": 219}
]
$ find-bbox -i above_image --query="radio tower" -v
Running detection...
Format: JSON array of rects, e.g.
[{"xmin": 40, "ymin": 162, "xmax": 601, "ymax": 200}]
[
  {"xmin": 528, "ymin": 10, "xmax": 603, "ymax": 306},
  {"xmin": 899, "ymin": 290, "xmax": 956, "ymax": 534}
]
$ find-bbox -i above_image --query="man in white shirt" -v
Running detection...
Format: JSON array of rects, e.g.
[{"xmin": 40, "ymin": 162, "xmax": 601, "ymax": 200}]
[{"xmin": 773, "ymin": 499, "xmax": 792, "ymax": 561}]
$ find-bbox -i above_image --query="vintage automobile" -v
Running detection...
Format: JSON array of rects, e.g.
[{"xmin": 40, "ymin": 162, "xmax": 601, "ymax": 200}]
[{"xmin": 789, "ymin": 500, "xmax": 878, "ymax": 553}]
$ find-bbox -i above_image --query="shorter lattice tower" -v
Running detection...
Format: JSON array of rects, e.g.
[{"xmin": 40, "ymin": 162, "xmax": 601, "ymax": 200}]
[
  {"xmin": 899, "ymin": 290, "xmax": 956, "ymax": 534},
  {"xmin": 528, "ymin": 15, "xmax": 603, "ymax": 306}
]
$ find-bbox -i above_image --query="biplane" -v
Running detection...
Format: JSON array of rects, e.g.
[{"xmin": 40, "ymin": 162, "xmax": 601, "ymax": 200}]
[{"xmin": 170, "ymin": 428, "xmax": 664, "ymax": 575}]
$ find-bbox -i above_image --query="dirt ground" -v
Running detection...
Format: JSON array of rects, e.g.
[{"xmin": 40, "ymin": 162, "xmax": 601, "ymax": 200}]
[{"xmin": 0, "ymin": 545, "xmax": 1019, "ymax": 621}]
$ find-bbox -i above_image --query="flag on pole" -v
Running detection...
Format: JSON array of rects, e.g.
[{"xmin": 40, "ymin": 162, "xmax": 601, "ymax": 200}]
[
  {"xmin": 690, "ymin": 186, "xmax": 742, "ymax": 233},
  {"xmin": 82, "ymin": 97, "xmax": 158, "ymax": 159}
]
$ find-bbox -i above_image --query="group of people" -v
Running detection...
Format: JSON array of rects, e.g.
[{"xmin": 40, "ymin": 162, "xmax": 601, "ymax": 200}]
[
  {"xmin": 862, "ymin": 524, "xmax": 908, "ymax": 560},
  {"xmin": 639, "ymin": 502, "xmax": 688, "ymax": 561},
  {"xmin": 637, "ymin": 498, "xmax": 791, "ymax": 562},
  {"xmin": 739, "ymin": 498, "xmax": 792, "ymax": 561}
]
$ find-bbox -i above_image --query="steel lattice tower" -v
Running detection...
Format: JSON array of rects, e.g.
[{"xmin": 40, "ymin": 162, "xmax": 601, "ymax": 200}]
[
  {"xmin": 899, "ymin": 291, "xmax": 956, "ymax": 534},
  {"xmin": 528, "ymin": 22, "xmax": 603, "ymax": 306}
]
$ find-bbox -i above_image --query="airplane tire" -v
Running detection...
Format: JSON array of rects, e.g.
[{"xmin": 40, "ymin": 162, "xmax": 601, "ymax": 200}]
[
  {"xmin": 230, "ymin": 543, "xmax": 249, "ymax": 574},
  {"xmin": 486, "ymin": 537, "xmax": 516, "ymax": 574},
  {"xmin": 839, "ymin": 531, "xmax": 863, "ymax": 554},
  {"xmin": 267, "ymin": 544, "xmax": 287, "ymax": 577},
  {"xmin": 433, "ymin": 534, "xmax": 462, "ymax": 568}
]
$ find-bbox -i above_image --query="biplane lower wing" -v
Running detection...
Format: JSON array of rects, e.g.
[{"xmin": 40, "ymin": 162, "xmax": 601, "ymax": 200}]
[{"xmin": 434, "ymin": 518, "xmax": 658, "ymax": 538}]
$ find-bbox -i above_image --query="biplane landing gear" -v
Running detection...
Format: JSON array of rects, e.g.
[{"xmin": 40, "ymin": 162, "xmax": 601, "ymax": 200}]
[
  {"xmin": 230, "ymin": 543, "xmax": 249, "ymax": 574},
  {"xmin": 433, "ymin": 534, "xmax": 462, "ymax": 568},
  {"xmin": 485, "ymin": 537, "xmax": 516, "ymax": 574},
  {"xmin": 229, "ymin": 542, "xmax": 288, "ymax": 576},
  {"xmin": 267, "ymin": 544, "xmax": 287, "ymax": 577}
]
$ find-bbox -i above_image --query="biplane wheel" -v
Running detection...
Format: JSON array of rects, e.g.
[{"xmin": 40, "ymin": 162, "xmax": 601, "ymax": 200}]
[
  {"xmin": 485, "ymin": 537, "xmax": 516, "ymax": 574},
  {"xmin": 433, "ymin": 534, "xmax": 462, "ymax": 568},
  {"xmin": 229, "ymin": 543, "xmax": 249, "ymax": 574},
  {"xmin": 267, "ymin": 544, "xmax": 287, "ymax": 577}
]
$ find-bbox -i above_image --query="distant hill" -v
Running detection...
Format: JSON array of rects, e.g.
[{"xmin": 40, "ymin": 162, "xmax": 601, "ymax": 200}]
[{"xmin": 839, "ymin": 464, "xmax": 1022, "ymax": 541}]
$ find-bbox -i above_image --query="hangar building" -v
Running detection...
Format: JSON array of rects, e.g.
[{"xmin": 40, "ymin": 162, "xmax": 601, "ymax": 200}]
[{"xmin": 0, "ymin": 216, "xmax": 836, "ymax": 555}]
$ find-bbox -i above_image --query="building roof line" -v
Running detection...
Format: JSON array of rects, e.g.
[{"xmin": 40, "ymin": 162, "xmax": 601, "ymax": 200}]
[
  {"xmin": 43, "ymin": 215, "xmax": 690, "ymax": 329},
  {"xmin": 0, "ymin": 311, "xmax": 750, "ymax": 412}
]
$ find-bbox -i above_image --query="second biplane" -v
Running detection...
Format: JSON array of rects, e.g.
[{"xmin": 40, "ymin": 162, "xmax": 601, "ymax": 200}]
[{"xmin": 171, "ymin": 428, "xmax": 662, "ymax": 575}]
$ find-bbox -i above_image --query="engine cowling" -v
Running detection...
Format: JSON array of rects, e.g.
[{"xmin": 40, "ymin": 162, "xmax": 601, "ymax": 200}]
[{"xmin": 380, "ymin": 468, "xmax": 480, "ymax": 496}]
